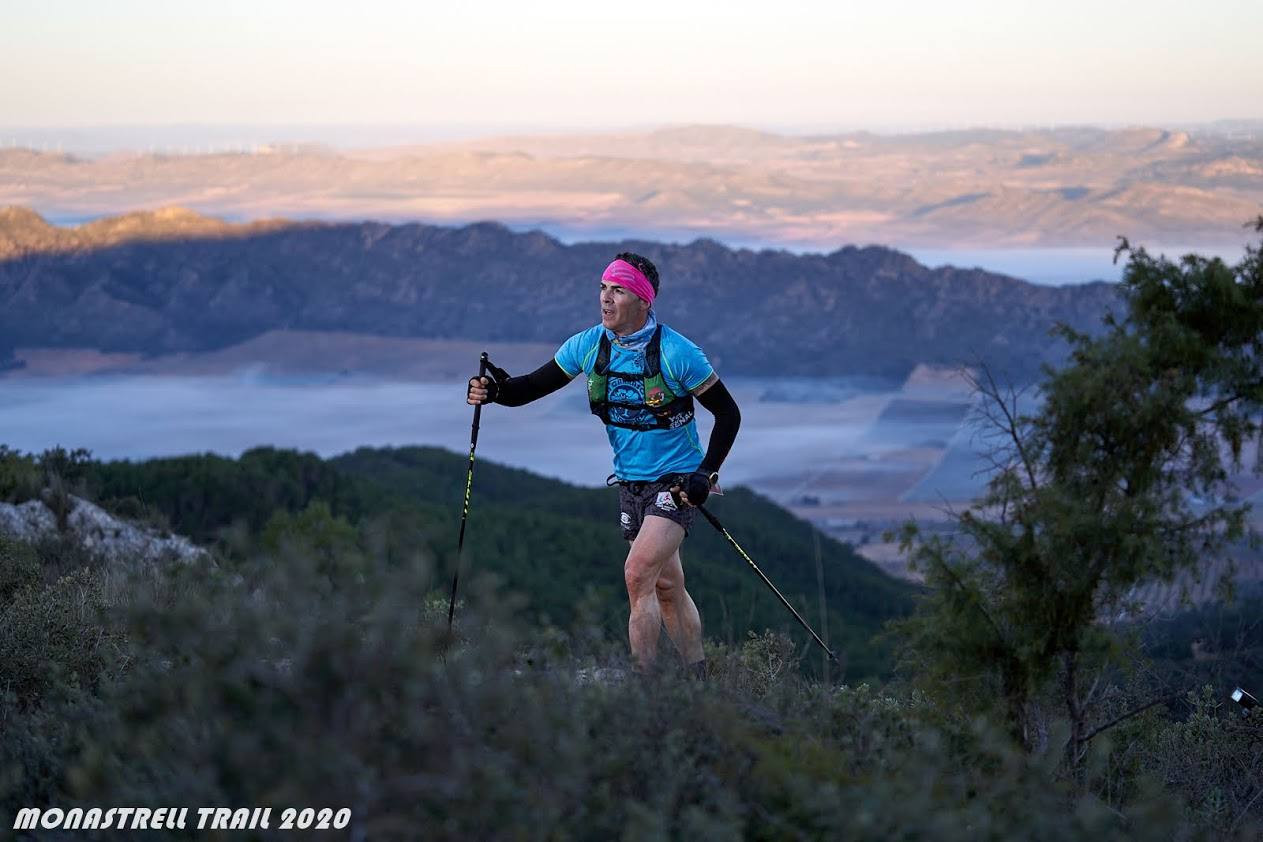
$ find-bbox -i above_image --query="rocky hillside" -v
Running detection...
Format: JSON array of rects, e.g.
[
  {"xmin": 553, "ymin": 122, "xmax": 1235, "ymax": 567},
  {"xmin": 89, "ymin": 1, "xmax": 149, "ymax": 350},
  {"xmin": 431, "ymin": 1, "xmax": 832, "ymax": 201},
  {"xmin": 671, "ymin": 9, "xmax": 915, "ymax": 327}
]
[{"xmin": 0, "ymin": 208, "xmax": 1121, "ymax": 381}]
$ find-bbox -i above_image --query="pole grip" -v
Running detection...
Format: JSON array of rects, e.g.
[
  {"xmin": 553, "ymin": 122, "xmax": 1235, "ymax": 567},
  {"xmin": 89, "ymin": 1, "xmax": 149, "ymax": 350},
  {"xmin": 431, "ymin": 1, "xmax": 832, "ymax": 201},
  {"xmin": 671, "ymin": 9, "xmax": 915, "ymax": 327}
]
[{"xmin": 471, "ymin": 352, "xmax": 489, "ymax": 430}]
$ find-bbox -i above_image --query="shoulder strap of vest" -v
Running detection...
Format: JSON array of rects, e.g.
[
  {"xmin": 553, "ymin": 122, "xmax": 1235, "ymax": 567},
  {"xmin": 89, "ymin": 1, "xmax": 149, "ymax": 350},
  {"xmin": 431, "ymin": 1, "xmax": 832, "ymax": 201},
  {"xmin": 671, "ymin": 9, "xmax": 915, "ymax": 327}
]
[
  {"xmin": 594, "ymin": 331, "xmax": 612, "ymax": 374},
  {"xmin": 643, "ymin": 325, "xmax": 664, "ymax": 378},
  {"xmin": 595, "ymin": 325, "xmax": 663, "ymax": 375}
]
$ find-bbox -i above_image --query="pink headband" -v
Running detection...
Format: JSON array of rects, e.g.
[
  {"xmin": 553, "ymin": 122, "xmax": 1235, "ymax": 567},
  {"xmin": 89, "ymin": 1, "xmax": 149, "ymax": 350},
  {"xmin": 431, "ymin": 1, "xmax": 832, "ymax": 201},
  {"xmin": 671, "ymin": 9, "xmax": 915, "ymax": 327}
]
[{"xmin": 601, "ymin": 259, "xmax": 656, "ymax": 307}]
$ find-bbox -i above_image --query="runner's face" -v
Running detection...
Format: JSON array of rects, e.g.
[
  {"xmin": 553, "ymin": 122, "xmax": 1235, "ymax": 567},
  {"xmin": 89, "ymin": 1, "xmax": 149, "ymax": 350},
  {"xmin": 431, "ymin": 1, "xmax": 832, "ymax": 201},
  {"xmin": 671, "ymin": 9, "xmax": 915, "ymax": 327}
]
[{"xmin": 600, "ymin": 281, "xmax": 649, "ymax": 335}]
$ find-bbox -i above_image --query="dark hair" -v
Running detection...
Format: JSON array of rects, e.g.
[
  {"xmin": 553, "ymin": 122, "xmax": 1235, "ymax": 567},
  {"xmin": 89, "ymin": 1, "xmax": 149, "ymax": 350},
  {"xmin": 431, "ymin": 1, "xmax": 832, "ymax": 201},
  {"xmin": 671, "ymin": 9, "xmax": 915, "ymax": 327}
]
[{"xmin": 615, "ymin": 252, "xmax": 660, "ymax": 295}]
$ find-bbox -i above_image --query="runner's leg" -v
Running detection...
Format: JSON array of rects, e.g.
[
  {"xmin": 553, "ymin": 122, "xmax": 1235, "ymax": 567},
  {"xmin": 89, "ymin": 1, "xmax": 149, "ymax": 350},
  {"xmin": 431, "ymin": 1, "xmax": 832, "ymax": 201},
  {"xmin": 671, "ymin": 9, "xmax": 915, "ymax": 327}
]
[
  {"xmin": 656, "ymin": 547, "xmax": 704, "ymax": 664},
  {"xmin": 624, "ymin": 515, "xmax": 686, "ymax": 671}
]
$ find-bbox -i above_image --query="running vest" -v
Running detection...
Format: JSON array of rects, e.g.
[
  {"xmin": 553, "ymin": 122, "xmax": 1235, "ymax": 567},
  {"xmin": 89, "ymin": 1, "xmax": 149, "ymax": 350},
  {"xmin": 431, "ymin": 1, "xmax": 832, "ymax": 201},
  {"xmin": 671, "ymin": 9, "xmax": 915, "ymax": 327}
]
[{"xmin": 587, "ymin": 326, "xmax": 696, "ymax": 432}]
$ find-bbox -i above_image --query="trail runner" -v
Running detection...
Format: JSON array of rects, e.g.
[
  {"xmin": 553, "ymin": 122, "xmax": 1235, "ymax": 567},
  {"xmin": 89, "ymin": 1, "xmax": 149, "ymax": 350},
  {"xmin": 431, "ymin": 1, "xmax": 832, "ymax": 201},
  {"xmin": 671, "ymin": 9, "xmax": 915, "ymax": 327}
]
[{"xmin": 466, "ymin": 253, "xmax": 741, "ymax": 675}]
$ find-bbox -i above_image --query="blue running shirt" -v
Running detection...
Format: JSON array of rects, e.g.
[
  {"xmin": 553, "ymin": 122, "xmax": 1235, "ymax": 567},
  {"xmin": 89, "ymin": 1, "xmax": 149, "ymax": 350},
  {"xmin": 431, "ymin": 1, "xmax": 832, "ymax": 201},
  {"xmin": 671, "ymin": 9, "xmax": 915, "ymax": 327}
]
[{"xmin": 554, "ymin": 324, "xmax": 715, "ymax": 481}]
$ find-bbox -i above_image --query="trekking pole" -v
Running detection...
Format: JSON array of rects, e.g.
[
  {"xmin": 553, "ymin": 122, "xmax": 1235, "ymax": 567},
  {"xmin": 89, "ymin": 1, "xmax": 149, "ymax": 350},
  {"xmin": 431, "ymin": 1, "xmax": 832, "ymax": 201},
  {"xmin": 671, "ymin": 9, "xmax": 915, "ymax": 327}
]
[
  {"xmin": 448, "ymin": 352, "xmax": 490, "ymax": 633},
  {"xmin": 696, "ymin": 503, "xmax": 839, "ymax": 664}
]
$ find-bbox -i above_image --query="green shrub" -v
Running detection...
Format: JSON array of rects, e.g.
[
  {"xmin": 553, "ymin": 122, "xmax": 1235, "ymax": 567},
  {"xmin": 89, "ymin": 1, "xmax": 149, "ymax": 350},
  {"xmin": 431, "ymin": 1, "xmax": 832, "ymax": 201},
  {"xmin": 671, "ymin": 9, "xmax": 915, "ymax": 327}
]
[
  {"xmin": 0, "ymin": 567, "xmax": 121, "ymax": 710},
  {"xmin": 1105, "ymin": 686, "xmax": 1263, "ymax": 835},
  {"xmin": 2, "ymin": 543, "xmax": 1251, "ymax": 840},
  {"xmin": 0, "ymin": 534, "xmax": 39, "ymax": 600}
]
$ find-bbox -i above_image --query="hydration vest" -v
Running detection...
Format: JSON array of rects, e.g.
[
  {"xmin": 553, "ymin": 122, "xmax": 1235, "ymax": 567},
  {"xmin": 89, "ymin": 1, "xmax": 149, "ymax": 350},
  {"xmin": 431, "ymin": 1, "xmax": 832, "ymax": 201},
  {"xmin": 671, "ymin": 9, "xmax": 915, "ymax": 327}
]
[{"xmin": 587, "ymin": 325, "xmax": 696, "ymax": 432}]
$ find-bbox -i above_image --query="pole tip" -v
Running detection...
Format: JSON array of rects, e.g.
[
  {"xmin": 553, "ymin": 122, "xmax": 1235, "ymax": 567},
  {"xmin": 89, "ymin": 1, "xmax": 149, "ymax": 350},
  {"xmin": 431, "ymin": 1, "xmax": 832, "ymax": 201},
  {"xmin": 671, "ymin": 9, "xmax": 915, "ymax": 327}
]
[{"xmin": 480, "ymin": 351, "xmax": 489, "ymax": 361}]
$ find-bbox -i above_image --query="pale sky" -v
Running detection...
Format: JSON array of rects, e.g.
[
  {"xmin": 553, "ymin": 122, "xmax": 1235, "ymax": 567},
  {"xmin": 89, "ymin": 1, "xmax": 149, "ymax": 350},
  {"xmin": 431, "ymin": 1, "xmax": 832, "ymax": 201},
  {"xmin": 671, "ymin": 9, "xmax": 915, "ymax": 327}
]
[{"xmin": 3, "ymin": 0, "xmax": 1262, "ymax": 131}]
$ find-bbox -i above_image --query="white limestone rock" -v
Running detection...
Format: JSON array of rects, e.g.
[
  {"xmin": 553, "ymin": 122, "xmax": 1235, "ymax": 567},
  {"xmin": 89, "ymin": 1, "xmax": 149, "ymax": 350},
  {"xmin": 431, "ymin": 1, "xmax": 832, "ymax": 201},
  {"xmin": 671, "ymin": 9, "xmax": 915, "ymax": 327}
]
[
  {"xmin": 0, "ymin": 494, "xmax": 207, "ymax": 565},
  {"xmin": 0, "ymin": 499, "xmax": 56, "ymax": 543}
]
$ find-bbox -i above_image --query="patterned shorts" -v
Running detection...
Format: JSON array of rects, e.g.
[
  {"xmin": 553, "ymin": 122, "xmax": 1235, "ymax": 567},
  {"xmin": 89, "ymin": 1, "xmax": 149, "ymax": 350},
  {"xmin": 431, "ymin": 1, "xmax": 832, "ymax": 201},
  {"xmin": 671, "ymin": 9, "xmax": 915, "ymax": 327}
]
[{"xmin": 617, "ymin": 477, "xmax": 696, "ymax": 541}]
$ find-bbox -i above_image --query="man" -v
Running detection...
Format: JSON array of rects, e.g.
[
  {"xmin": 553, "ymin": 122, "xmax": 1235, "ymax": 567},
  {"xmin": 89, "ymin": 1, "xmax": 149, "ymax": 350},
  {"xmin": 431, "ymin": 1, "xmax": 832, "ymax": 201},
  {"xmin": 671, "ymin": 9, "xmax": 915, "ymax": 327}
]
[{"xmin": 466, "ymin": 252, "xmax": 741, "ymax": 675}]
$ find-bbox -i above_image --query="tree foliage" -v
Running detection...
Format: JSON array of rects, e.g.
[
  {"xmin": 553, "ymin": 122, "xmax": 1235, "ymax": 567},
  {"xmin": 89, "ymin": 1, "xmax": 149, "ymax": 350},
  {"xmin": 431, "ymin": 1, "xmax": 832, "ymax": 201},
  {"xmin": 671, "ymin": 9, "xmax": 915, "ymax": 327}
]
[{"xmin": 895, "ymin": 223, "xmax": 1263, "ymax": 765}]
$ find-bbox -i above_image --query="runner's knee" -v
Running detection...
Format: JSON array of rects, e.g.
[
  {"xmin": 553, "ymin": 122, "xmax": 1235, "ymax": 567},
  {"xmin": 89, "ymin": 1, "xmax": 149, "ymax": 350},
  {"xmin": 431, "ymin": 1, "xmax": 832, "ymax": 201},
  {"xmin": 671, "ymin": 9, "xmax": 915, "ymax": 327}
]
[{"xmin": 624, "ymin": 554, "xmax": 659, "ymax": 597}]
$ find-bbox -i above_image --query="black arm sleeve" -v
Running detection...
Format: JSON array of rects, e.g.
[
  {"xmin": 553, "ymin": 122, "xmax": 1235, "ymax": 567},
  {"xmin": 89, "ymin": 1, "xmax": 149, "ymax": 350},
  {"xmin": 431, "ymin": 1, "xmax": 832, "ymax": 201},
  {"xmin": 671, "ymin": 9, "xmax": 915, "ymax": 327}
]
[
  {"xmin": 492, "ymin": 360, "xmax": 573, "ymax": 407},
  {"xmin": 695, "ymin": 379, "xmax": 741, "ymax": 474}
]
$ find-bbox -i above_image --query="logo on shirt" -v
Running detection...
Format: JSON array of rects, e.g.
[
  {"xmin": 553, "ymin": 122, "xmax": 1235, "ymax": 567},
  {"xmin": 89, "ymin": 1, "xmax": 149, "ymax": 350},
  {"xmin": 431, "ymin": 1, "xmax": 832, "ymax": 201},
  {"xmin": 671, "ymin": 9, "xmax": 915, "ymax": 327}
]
[
  {"xmin": 608, "ymin": 379, "xmax": 642, "ymax": 404},
  {"xmin": 668, "ymin": 411, "xmax": 694, "ymax": 429}
]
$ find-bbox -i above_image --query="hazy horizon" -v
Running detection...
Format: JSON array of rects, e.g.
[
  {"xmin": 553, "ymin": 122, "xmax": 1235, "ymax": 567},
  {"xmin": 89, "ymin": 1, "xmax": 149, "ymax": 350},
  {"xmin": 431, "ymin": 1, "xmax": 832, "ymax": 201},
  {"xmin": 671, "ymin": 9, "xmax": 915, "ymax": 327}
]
[
  {"xmin": 3, "ymin": 119, "xmax": 1262, "ymax": 157},
  {"xmin": 5, "ymin": 2, "xmax": 1261, "ymax": 129}
]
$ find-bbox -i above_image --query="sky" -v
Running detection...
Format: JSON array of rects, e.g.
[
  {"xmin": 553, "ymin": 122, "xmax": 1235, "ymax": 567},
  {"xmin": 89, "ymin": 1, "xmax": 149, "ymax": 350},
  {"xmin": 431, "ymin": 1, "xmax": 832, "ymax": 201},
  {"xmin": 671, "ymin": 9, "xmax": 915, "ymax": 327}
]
[{"xmin": 3, "ymin": 0, "xmax": 1261, "ymax": 135}]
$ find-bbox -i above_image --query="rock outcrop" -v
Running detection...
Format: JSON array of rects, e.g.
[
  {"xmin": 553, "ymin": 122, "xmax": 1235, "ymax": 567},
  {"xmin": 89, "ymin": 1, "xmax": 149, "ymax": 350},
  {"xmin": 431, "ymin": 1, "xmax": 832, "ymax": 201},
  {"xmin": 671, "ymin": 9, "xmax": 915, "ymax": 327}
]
[{"xmin": 0, "ymin": 494, "xmax": 207, "ymax": 565}]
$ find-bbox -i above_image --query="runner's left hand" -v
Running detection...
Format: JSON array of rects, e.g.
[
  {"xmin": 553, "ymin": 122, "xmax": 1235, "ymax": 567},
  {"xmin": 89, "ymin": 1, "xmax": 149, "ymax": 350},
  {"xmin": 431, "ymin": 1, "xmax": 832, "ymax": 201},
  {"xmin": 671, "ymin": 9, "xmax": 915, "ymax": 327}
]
[{"xmin": 672, "ymin": 471, "xmax": 712, "ymax": 508}]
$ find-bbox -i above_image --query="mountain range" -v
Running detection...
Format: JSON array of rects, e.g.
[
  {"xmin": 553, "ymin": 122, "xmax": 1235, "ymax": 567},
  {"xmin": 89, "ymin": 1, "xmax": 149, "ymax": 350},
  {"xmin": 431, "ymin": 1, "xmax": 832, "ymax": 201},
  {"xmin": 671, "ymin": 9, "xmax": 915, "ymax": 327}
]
[
  {"xmin": 0, "ymin": 206, "xmax": 1120, "ymax": 382},
  {"xmin": 3, "ymin": 124, "xmax": 1261, "ymax": 249}
]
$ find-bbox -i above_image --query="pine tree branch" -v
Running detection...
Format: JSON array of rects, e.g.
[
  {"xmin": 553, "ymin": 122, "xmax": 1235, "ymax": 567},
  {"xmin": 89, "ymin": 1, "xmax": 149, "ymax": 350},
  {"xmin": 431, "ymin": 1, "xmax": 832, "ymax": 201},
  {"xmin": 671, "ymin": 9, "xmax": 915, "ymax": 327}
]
[
  {"xmin": 1079, "ymin": 692, "xmax": 1182, "ymax": 746},
  {"xmin": 1195, "ymin": 386, "xmax": 1263, "ymax": 419}
]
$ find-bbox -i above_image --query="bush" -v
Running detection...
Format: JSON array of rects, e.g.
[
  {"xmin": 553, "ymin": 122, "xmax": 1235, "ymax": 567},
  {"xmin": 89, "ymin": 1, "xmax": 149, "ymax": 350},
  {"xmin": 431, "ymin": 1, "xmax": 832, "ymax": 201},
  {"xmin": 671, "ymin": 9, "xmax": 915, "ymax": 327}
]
[
  {"xmin": 2, "ymin": 542, "xmax": 1253, "ymax": 840},
  {"xmin": 0, "ymin": 559, "xmax": 126, "ymax": 814},
  {"xmin": 0, "ymin": 534, "xmax": 39, "ymax": 600},
  {"xmin": 0, "ymin": 567, "xmax": 121, "ymax": 711},
  {"xmin": 1106, "ymin": 686, "xmax": 1263, "ymax": 835}
]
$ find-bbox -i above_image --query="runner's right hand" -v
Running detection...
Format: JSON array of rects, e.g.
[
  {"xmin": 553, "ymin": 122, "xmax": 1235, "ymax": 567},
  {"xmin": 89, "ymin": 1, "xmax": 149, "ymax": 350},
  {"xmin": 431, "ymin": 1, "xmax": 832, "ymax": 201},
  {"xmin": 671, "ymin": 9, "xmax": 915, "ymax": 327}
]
[{"xmin": 467, "ymin": 376, "xmax": 496, "ymax": 405}]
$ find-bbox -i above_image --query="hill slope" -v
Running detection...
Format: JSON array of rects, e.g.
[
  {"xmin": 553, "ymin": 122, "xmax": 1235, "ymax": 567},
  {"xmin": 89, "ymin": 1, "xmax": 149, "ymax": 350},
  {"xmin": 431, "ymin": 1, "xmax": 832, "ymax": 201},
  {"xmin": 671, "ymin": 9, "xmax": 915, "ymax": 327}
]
[{"xmin": 76, "ymin": 445, "xmax": 916, "ymax": 677}]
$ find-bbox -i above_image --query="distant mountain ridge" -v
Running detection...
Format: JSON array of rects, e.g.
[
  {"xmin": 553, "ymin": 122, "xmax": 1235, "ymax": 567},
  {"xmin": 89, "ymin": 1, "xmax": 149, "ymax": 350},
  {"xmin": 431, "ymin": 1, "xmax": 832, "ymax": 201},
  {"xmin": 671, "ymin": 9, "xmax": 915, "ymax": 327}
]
[
  {"xmin": 3, "ymin": 123, "xmax": 1260, "ymax": 248},
  {"xmin": 0, "ymin": 205, "xmax": 289, "ymax": 260},
  {"xmin": 0, "ymin": 207, "xmax": 1120, "ymax": 381}
]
